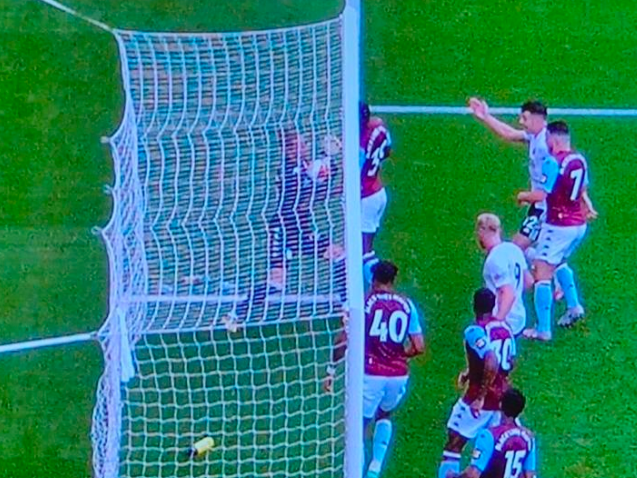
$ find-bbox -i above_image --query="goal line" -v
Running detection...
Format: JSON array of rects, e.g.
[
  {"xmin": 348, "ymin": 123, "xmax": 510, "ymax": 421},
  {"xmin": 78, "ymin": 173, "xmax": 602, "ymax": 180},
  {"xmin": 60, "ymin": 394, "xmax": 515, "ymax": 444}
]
[{"xmin": 372, "ymin": 105, "xmax": 637, "ymax": 116}]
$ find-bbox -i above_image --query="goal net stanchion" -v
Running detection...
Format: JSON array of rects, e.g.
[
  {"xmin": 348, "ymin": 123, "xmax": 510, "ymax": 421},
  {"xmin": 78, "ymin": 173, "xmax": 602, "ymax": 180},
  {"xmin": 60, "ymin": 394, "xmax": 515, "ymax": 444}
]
[{"xmin": 41, "ymin": 2, "xmax": 368, "ymax": 478}]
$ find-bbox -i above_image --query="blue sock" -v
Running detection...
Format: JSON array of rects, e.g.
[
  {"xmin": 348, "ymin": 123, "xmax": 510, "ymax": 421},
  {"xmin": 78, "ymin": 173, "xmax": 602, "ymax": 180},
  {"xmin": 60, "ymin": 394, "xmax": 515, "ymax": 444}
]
[
  {"xmin": 368, "ymin": 419, "xmax": 392, "ymax": 474},
  {"xmin": 438, "ymin": 452, "xmax": 461, "ymax": 478},
  {"xmin": 534, "ymin": 280, "xmax": 553, "ymax": 334},
  {"xmin": 363, "ymin": 251, "xmax": 379, "ymax": 287},
  {"xmin": 555, "ymin": 264, "xmax": 581, "ymax": 310}
]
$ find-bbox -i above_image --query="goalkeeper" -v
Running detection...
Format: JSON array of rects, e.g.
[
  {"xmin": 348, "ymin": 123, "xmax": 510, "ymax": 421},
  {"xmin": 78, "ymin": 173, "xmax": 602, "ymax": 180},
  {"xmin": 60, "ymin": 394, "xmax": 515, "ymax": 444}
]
[{"xmin": 228, "ymin": 127, "xmax": 346, "ymax": 325}]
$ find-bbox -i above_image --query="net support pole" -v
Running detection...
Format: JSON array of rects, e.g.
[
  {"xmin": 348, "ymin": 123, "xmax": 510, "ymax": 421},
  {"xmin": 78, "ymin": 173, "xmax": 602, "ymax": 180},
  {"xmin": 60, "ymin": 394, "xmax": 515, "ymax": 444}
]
[{"xmin": 343, "ymin": 1, "xmax": 364, "ymax": 478}]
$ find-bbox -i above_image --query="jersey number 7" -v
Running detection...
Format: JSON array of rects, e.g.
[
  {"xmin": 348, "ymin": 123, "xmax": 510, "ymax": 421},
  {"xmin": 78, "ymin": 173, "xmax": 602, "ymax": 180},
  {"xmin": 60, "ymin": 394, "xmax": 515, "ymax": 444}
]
[{"xmin": 370, "ymin": 309, "xmax": 408, "ymax": 343}]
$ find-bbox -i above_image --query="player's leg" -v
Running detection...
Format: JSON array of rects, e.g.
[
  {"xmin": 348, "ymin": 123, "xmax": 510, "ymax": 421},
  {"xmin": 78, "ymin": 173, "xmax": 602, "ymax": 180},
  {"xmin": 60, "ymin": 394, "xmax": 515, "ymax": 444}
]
[
  {"xmin": 438, "ymin": 430, "xmax": 465, "ymax": 478},
  {"xmin": 365, "ymin": 376, "xmax": 408, "ymax": 478},
  {"xmin": 363, "ymin": 375, "xmax": 386, "ymax": 473},
  {"xmin": 439, "ymin": 400, "xmax": 494, "ymax": 478},
  {"xmin": 525, "ymin": 259, "xmax": 555, "ymax": 341},
  {"xmin": 361, "ymin": 189, "xmax": 388, "ymax": 255},
  {"xmin": 524, "ymin": 224, "xmax": 570, "ymax": 340},
  {"xmin": 231, "ymin": 215, "xmax": 293, "ymax": 324},
  {"xmin": 556, "ymin": 224, "xmax": 588, "ymax": 327}
]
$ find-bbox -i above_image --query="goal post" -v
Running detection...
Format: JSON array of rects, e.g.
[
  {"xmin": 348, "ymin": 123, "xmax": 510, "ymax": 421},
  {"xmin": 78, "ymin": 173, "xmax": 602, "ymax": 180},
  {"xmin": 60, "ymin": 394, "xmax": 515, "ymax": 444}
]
[
  {"xmin": 89, "ymin": 3, "xmax": 364, "ymax": 478},
  {"xmin": 342, "ymin": 2, "xmax": 365, "ymax": 478}
]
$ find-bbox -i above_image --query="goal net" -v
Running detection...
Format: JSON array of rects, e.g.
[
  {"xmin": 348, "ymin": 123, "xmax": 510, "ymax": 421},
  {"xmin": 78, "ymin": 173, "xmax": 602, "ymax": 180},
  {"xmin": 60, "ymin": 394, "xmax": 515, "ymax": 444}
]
[{"xmin": 91, "ymin": 12, "xmax": 360, "ymax": 478}]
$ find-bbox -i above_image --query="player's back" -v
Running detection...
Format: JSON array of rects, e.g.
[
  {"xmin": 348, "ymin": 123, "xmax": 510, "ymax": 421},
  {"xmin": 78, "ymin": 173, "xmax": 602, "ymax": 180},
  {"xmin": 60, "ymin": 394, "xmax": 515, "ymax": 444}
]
[
  {"xmin": 364, "ymin": 289, "xmax": 417, "ymax": 377},
  {"xmin": 360, "ymin": 117, "xmax": 391, "ymax": 198},
  {"xmin": 482, "ymin": 317, "xmax": 516, "ymax": 408},
  {"xmin": 481, "ymin": 423, "xmax": 534, "ymax": 478},
  {"xmin": 464, "ymin": 318, "xmax": 515, "ymax": 410},
  {"xmin": 483, "ymin": 242, "xmax": 527, "ymax": 328},
  {"xmin": 546, "ymin": 150, "xmax": 588, "ymax": 226}
]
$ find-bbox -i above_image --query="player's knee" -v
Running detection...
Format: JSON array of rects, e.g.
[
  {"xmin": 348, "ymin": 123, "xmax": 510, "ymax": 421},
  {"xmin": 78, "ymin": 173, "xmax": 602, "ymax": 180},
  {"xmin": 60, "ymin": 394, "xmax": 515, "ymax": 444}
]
[
  {"xmin": 376, "ymin": 408, "xmax": 391, "ymax": 421},
  {"xmin": 443, "ymin": 431, "xmax": 466, "ymax": 453},
  {"xmin": 532, "ymin": 260, "xmax": 554, "ymax": 281}
]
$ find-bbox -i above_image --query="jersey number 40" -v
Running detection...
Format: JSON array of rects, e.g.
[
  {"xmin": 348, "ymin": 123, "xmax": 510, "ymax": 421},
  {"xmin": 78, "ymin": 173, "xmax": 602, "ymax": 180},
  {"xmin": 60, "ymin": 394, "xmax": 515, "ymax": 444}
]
[{"xmin": 370, "ymin": 309, "xmax": 408, "ymax": 343}]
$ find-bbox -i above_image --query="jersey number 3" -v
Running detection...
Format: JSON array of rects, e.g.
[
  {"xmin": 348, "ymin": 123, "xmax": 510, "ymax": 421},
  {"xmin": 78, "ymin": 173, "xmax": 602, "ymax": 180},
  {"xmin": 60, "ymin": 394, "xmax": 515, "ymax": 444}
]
[
  {"xmin": 367, "ymin": 138, "xmax": 389, "ymax": 177},
  {"xmin": 370, "ymin": 309, "xmax": 408, "ymax": 343},
  {"xmin": 491, "ymin": 338, "xmax": 514, "ymax": 372}
]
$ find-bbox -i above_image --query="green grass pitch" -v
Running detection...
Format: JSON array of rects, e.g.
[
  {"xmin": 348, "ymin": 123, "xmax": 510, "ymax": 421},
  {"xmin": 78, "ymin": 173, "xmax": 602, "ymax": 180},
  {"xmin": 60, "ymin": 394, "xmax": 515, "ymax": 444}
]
[{"xmin": 1, "ymin": 0, "xmax": 637, "ymax": 477}]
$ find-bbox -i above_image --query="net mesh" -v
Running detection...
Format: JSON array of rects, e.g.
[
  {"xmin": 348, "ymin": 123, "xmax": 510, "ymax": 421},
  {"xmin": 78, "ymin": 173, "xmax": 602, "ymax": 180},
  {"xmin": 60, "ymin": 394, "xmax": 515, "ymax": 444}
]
[{"xmin": 92, "ymin": 17, "xmax": 349, "ymax": 478}]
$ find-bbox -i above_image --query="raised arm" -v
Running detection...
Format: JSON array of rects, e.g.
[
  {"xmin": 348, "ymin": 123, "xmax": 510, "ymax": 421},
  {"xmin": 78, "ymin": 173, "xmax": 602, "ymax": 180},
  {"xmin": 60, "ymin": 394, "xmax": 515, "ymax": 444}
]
[{"xmin": 469, "ymin": 98, "xmax": 527, "ymax": 143}]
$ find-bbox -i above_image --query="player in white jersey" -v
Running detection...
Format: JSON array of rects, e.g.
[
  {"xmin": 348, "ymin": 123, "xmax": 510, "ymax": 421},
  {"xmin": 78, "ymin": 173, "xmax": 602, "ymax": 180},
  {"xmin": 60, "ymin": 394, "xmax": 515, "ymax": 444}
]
[
  {"xmin": 469, "ymin": 99, "xmax": 549, "ymax": 251},
  {"xmin": 476, "ymin": 213, "xmax": 533, "ymax": 335},
  {"xmin": 468, "ymin": 99, "xmax": 594, "ymax": 303}
]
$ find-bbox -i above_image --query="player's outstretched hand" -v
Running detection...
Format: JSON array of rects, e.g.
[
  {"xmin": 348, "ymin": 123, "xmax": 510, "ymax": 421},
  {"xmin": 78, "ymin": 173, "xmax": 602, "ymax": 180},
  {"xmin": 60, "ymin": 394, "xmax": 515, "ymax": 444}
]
[
  {"xmin": 322, "ymin": 375, "xmax": 334, "ymax": 393},
  {"xmin": 587, "ymin": 207, "xmax": 599, "ymax": 220},
  {"xmin": 516, "ymin": 191, "xmax": 531, "ymax": 205},
  {"xmin": 470, "ymin": 397, "xmax": 484, "ymax": 418},
  {"xmin": 456, "ymin": 369, "xmax": 469, "ymax": 389},
  {"xmin": 468, "ymin": 97, "xmax": 488, "ymax": 120}
]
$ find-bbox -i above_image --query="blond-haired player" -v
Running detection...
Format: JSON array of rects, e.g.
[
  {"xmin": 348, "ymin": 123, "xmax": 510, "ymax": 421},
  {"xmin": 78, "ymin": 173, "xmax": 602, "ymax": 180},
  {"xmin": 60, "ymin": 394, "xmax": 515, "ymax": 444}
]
[{"xmin": 476, "ymin": 213, "xmax": 534, "ymax": 336}]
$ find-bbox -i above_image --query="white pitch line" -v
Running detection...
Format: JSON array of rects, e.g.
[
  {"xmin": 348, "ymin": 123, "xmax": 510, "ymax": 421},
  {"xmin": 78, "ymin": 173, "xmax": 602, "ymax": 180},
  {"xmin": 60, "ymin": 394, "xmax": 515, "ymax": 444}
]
[
  {"xmin": 0, "ymin": 332, "xmax": 96, "ymax": 355},
  {"xmin": 371, "ymin": 105, "xmax": 637, "ymax": 117}
]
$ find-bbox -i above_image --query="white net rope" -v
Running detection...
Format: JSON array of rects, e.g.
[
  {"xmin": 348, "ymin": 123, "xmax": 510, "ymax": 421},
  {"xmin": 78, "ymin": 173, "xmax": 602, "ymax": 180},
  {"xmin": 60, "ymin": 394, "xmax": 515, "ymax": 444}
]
[{"xmin": 92, "ymin": 17, "xmax": 349, "ymax": 478}]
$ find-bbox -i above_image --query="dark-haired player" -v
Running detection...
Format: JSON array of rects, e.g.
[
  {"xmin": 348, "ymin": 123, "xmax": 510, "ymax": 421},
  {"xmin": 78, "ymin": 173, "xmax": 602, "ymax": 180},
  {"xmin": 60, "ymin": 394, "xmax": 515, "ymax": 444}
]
[
  {"xmin": 324, "ymin": 260, "xmax": 425, "ymax": 478},
  {"xmin": 518, "ymin": 120, "xmax": 596, "ymax": 341},
  {"xmin": 449, "ymin": 388, "xmax": 536, "ymax": 478},
  {"xmin": 438, "ymin": 288, "xmax": 516, "ymax": 478},
  {"xmin": 468, "ymin": 99, "xmax": 549, "ymax": 253},
  {"xmin": 360, "ymin": 102, "xmax": 392, "ymax": 277},
  {"xmin": 468, "ymin": 98, "xmax": 585, "ymax": 302},
  {"xmin": 225, "ymin": 127, "xmax": 346, "ymax": 328}
]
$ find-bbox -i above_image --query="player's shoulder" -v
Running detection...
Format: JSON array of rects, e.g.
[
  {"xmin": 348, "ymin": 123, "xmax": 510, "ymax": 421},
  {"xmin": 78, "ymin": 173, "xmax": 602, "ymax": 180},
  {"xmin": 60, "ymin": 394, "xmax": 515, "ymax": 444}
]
[
  {"xmin": 562, "ymin": 150, "xmax": 588, "ymax": 170},
  {"xmin": 484, "ymin": 318, "xmax": 514, "ymax": 338},
  {"xmin": 464, "ymin": 323, "xmax": 488, "ymax": 343},
  {"xmin": 487, "ymin": 241, "xmax": 520, "ymax": 262},
  {"xmin": 500, "ymin": 241, "xmax": 526, "ymax": 259}
]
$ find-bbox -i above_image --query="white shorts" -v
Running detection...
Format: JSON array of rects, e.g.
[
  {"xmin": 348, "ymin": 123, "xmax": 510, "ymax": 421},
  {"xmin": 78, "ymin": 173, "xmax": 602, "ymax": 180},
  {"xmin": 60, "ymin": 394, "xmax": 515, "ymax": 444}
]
[
  {"xmin": 505, "ymin": 314, "xmax": 525, "ymax": 336},
  {"xmin": 361, "ymin": 188, "xmax": 387, "ymax": 234},
  {"xmin": 363, "ymin": 374, "xmax": 409, "ymax": 419},
  {"xmin": 446, "ymin": 398, "xmax": 496, "ymax": 440},
  {"xmin": 536, "ymin": 223, "xmax": 587, "ymax": 265}
]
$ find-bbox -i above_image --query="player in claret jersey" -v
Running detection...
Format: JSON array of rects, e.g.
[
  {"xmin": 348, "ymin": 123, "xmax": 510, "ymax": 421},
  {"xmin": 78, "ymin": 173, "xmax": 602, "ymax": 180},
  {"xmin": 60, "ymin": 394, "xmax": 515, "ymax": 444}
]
[
  {"xmin": 324, "ymin": 260, "xmax": 424, "ymax": 478},
  {"xmin": 519, "ymin": 121, "xmax": 596, "ymax": 341},
  {"xmin": 359, "ymin": 102, "xmax": 392, "ymax": 278},
  {"xmin": 438, "ymin": 288, "xmax": 516, "ymax": 478},
  {"xmin": 449, "ymin": 388, "xmax": 536, "ymax": 478}
]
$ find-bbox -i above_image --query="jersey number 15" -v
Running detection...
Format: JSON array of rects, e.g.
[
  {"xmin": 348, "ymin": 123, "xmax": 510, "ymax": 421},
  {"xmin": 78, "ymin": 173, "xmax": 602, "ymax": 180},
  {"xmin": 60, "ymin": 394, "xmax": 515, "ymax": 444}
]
[{"xmin": 370, "ymin": 309, "xmax": 408, "ymax": 343}]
